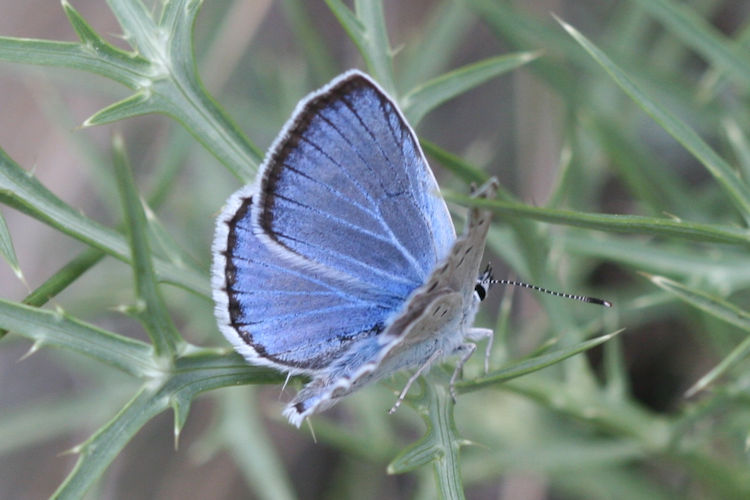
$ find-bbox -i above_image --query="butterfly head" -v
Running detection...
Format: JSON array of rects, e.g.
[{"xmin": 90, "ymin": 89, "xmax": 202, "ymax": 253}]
[{"xmin": 474, "ymin": 263, "xmax": 495, "ymax": 302}]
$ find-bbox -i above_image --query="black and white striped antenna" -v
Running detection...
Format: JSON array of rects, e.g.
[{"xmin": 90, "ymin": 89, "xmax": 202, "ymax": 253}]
[{"xmin": 476, "ymin": 264, "xmax": 612, "ymax": 308}]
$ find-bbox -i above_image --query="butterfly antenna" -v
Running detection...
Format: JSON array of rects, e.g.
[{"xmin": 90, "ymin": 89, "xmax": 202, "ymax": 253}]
[{"xmin": 489, "ymin": 276, "xmax": 612, "ymax": 307}]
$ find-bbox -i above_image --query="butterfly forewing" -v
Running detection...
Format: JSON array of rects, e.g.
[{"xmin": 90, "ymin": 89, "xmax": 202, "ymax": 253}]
[
  {"xmin": 254, "ymin": 72, "xmax": 455, "ymax": 294},
  {"xmin": 380, "ymin": 179, "xmax": 498, "ymax": 347}
]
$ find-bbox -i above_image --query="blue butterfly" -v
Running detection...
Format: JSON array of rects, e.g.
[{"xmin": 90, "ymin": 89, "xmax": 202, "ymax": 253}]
[{"xmin": 212, "ymin": 70, "xmax": 498, "ymax": 427}]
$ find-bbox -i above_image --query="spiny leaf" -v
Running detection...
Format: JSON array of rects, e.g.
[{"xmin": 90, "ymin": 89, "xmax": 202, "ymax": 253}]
[
  {"xmin": 63, "ymin": 0, "xmax": 113, "ymax": 50},
  {"xmin": 52, "ymin": 386, "xmax": 166, "ymax": 499},
  {"xmin": 389, "ymin": 438, "xmax": 444, "ymax": 474},
  {"xmin": 0, "ymin": 36, "xmax": 151, "ymax": 86},
  {"xmin": 0, "ymin": 298, "xmax": 155, "ymax": 377},
  {"xmin": 0, "ymin": 248, "xmax": 103, "ymax": 339},
  {"xmin": 448, "ymin": 193, "xmax": 750, "ymax": 247},
  {"xmin": 53, "ymin": 350, "xmax": 280, "ymax": 499},
  {"xmin": 83, "ymin": 90, "xmax": 157, "ymax": 126},
  {"xmin": 105, "ymin": 0, "xmax": 161, "ymax": 59},
  {"xmin": 170, "ymin": 391, "xmax": 192, "ymax": 449},
  {"xmin": 0, "ymin": 147, "xmax": 208, "ymax": 294},
  {"xmin": 112, "ymin": 135, "xmax": 184, "ymax": 359},
  {"xmin": 388, "ymin": 378, "xmax": 466, "ymax": 499}
]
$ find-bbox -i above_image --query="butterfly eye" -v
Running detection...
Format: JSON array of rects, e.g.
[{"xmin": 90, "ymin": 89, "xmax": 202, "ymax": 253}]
[{"xmin": 474, "ymin": 283, "xmax": 487, "ymax": 301}]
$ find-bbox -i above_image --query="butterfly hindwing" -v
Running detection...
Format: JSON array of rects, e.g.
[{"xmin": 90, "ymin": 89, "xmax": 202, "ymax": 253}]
[{"xmin": 213, "ymin": 193, "xmax": 395, "ymax": 372}]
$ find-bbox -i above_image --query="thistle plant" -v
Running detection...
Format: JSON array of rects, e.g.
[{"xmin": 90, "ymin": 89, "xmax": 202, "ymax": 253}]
[{"xmin": 1, "ymin": 1, "xmax": 749, "ymax": 499}]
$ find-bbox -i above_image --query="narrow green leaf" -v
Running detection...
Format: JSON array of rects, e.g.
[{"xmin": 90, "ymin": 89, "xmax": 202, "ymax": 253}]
[
  {"xmin": 603, "ymin": 335, "xmax": 629, "ymax": 401},
  {"xmin": 647, "ymin": 275, "xmax": 750, "ymax": 332},
  {"xmin": 389, "ymin": 438, "xmax": 443, "ymax": 474},
  {"xmin": 583, "ymin": 114, "xmax": 695, "ymax": 217},
  {"xmin": 501, "ymin": 376, "xmax": 671, "ymax": 448},
  {"xmin": 458, "ymin": 329, "xmax": 623, "ymax": 394},
  {"xmin": 560, "ymin": 233, "xmax": 750, "ymax": 289},
  {"xmin": 281, "ymin": 0, "xmax": 338, "ymax": 84},
  {"xmin": 420, "ymin": 140, "xmax": 489, "ymax": 186},
  {"xmin": 325, "ymin": 0, "xmax": 366, "ymax": 61},
  {"xmin": 83, "ymin": 90, "xmax": 156, "ymax": 126},
  {"xmin": 53, "ymin": 350, "xmax": 279, "ymax": 499},
  {"xmin": 159, "ymin": 0, "xmax": 263, "ymax": 180},
  {"xmin": 144, "ymin": 203, "xmax": 203, "ymax": 271},
  {"xmin": 0, "ymin": 208, "xmax": 21, "ymax": 279},
  {"xmin": 402, "ymin": 51, "xmax": 541, "ymax": 125},
  {"xmin": 0, "ymin": 248, "xmax": 104, "ymax": 339},
  {"xmin": 0, "ymin": 147, "xmax": 208, "ymax": 295},
  {"xmin": 0, "ymin": 298, "xmax": 154, "ymax": 377},
  {"xmin": 724, "ymin": 118, "xmax": 750, "ymax": 183},
  {"xmin": 688, "ymin": 336, "xmax": 750, "ymax": 398},
  {"xmin": 556, "ymin": 16, "xmax": 750, "ymax": 220},
  {"xmin": 170, "ymin": 349, "xmax": 284, "ymax": 389},
  {"xmin": 631, "ymin": 0, "xmax": 750, "ymax": 88},
  {"xmin": 647, "ymin": 275, "xmax": 750, "ymax": 397},
  {"xmin": 448, "ymin": 193, "xmax": 750, "ymax": 246},
  {"xmin": 469, "ymin": 0, "xmax": 729, "ymax": 137},
  {"xmin": 159, "ymin": 0, "xmax": 206, "ymax": 89},
  {"xmin": 105, "ymin": 0, "xmax": 161, "ymax": 59},
  {"xmin": 62, "ymin": 0, "xmax": 111, "ymax": 48},
  {"xmin": 355, "ymin": 0, "xmax": 396, "ymax": 94},
  {"xmin": 697, "ymin": 19, "xmax": 750, "ymax": 102},
  {"xmin": 325, "ymin": 0, "xmax": 396, "ymax": 93},
  {"xmin": 170, "ymin": 390, "xmax": 192, "ymax": 448},
  {"xmin": 0, "ymin": 36, "xmax": 151, "ymax": 87},
  {"xmin": 112, "ymin": 135, "xmax": 184, "ymax": 360},
  {"xmin": 399, "ymin": 1, "xmax": 473, "ymax": 91},
  {"xmin": 23, "ymin": 249, "xmax": 103, "ymax": 305}
]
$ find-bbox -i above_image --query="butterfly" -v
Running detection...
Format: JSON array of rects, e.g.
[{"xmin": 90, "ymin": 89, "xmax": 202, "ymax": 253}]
[{"xmin": 212, "ymin": 69, "xmax": 502, "ymax": 427}]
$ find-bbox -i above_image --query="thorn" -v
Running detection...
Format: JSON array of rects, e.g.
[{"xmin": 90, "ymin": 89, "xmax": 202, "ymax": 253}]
[
  {"xmin": 18, "ymin": 341, "xmax": 42, "ymax": 361},
  {"xmin": 174, "ymin": 426, "xmax": 181, "ymax": 451},
  {"xmin": 280, "ymin": 372, "xmax": 292, "ymax": 395},
  {"xmin": 59, "ymin": 442, "xmax": 84, "ymax": 457},
  {"xmin": 305, "ymin": 418, "xmax": 317, "ymax": 443},
  {"xmin": 684, "ymin": 379, "xmax": 707, "ymax": 399}
]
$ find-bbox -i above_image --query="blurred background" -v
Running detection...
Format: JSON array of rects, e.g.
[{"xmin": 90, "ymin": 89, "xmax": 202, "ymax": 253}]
[{"xmin": 2, "ymin": 0, "xmax": 750, "ymax": 498}]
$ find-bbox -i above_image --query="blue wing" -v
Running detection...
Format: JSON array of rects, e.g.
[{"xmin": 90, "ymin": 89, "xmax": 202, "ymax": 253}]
[
  {"xmin": 213, "ymin": 194, "xmax": 400, "ymax": 371},
  {"xmin": 255, "ymin": 71, "xmax": 455, "ymax": 296},
  {"xmin": 212, "ymin": 70, "xmax": 455, "ymax": 372}
]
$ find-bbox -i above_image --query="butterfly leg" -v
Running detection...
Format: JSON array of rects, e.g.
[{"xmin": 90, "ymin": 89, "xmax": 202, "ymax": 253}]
[
  {"xmin": 467, "ymin": 328, "xmax": 494, "ymax": 373},
  {"xmin": 449, "ymin": 342, "xmax": 477, "ymax": 403},
  {"xmin": 388, "ymin": 348, "xmax": 443, "ymax": 414}
]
